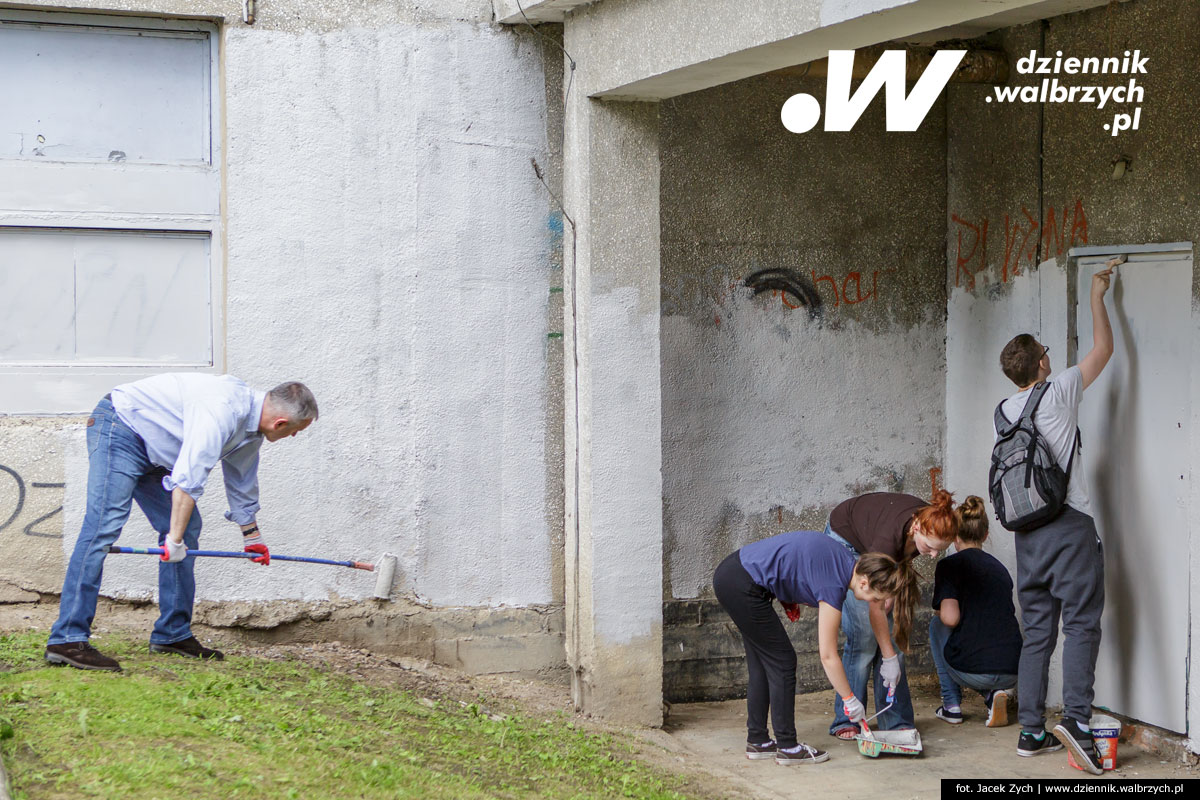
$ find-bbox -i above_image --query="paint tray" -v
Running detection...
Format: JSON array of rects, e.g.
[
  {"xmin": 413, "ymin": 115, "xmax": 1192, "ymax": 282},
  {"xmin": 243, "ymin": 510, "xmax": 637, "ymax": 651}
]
[{"xmin": 855, "ymin": 728, "xmax": 923, "ymax": 758}]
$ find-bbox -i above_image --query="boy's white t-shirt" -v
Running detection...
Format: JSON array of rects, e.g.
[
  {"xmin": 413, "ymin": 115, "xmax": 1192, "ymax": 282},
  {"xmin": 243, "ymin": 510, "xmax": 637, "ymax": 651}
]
[{"xmin": 996, "ymin": 365, "xmax": 1091, "ymax": 516}]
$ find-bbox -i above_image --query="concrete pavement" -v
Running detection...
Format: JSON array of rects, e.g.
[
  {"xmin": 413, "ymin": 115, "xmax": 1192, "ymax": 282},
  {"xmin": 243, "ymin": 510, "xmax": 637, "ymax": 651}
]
[{"xmin": 663, "ymin": 677, "xmax": 1197, "ymax": 799}]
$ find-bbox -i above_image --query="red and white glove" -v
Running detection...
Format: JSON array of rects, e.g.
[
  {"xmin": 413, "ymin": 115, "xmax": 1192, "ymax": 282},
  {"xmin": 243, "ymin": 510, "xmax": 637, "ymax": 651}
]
[
  {"xmin": 781, "ymin": 602, "xmax": 802, "ymax": 622},
  {"xmin": 842, "ymin": 694, "xmax": 866, "ymax": 723},
  {"xmin": 161, "ymin": 537, "xmax": 187, "ymax": 563},
  {"xmin": 242, "ymin": 527, "xmax": 270, "ymax": 565}
]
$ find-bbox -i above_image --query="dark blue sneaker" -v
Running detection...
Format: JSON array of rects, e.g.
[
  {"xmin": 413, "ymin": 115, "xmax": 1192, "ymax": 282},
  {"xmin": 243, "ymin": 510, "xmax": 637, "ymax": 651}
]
[
  {"xmin": 936, "ymin": 706, "xmax": 964, "ymax": 724},
  {"xmin": 1017, "ymin": 729, "xmax": 1063, "ymax": 757}
]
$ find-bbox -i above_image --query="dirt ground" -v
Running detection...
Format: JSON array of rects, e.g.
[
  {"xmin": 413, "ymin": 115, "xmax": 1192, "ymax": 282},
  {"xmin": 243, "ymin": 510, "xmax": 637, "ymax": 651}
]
[{"xmin": 4, "ymin": 600, "xmax": 1197, "ymax": 800}]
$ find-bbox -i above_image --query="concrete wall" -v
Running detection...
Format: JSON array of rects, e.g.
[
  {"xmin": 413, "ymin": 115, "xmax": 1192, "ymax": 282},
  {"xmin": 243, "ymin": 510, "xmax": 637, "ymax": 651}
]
[
  {"xmin": 659, "ymin": 71, "xmax": 949, "ymax": 700},
  {"xmin": 944, "ymin": 0, "xmax": 1200, "ymax": 736},
  {"xmin": 0, "ymin": 0, "xmax": 567, "ymax": 677}
]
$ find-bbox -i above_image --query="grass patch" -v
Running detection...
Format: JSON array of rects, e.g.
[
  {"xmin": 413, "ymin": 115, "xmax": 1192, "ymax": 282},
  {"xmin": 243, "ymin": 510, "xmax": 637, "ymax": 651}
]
[{"xmin": 0, "ymin": 631, "xmax": 699, "ymax": 800}]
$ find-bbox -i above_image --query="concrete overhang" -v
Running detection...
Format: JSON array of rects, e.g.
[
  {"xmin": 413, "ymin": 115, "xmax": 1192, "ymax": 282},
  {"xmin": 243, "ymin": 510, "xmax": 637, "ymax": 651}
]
[
  {"xmin": 504, "ymin": 0, "xmax": 1127, "ymax": 100},
  {"xmin": 494, "ymin": 0, "xmax": 590, "ymax": 25}
]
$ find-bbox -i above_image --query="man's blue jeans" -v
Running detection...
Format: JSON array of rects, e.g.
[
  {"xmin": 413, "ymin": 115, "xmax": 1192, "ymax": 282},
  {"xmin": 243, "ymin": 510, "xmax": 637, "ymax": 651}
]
[
  {"xmin": 48, "ymin": 397, "xmax": 202, "ymax": 646},
  {"xmin": 825, "ymin": 524, "xmax": 916, "ymax": 734},
  {"xmin": 929, "ymin": 617, "xmax": 1016, "ymax": 707}
]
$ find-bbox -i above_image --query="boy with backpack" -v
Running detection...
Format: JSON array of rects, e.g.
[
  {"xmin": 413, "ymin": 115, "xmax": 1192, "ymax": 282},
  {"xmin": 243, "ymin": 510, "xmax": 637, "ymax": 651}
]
[{"xmin": 991, "ymin": 257, "xmax": 1120, "ymax": 775}]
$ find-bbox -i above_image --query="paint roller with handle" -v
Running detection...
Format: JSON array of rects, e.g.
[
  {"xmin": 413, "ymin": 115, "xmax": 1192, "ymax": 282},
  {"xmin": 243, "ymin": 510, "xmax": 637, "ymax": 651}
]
[
  {"xmin": 108, "ymin": 547, "xmax": 404, "ymax": 598},
  {"xmin": 107, "ymin": 545, "xmax": 375, "ymax": 571}
]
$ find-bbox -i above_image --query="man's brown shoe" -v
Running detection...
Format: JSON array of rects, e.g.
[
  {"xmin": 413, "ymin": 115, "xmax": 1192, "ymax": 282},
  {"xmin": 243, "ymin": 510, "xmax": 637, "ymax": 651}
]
[
  {"xmin": 44, "ymin": 642, "xmax": 122, "ymax": 672},
  {"xmin": 150, "ymin": 636, "xmax": 224, "ymax": 660}
]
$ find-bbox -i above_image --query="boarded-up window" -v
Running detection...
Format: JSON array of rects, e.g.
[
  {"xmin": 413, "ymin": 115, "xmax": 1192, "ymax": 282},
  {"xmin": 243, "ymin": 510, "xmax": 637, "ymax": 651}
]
[
  {"xmin": 0, "ymin": 229, "xmax": 212, "ymax": 364},
  {"xmin": 0, "ymin": 24, "xmax": 211, "ymax": 164},
  {"xmin": 0, "ymin": 11, "xmax": 221, "ymax": 414}
]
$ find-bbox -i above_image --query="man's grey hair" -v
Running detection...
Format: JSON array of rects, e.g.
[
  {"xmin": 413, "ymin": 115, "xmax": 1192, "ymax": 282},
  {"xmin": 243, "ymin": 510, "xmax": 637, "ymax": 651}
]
[{"xmin": 266, "ymin": 382, "xmax": 319, "ymax": 422}]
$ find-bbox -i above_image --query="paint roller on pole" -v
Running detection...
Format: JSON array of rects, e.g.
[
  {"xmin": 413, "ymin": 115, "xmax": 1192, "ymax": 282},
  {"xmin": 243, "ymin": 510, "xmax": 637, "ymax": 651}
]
[{"xmin": 107, "ymin": 545, "xmax": 375, "ymax": 571}]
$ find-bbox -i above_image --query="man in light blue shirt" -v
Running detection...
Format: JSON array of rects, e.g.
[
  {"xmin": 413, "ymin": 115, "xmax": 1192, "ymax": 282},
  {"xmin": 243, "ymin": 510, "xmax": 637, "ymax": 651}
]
[{"xmin": 46, "ymin": 374, "xmax": 318, "ymax": 671}]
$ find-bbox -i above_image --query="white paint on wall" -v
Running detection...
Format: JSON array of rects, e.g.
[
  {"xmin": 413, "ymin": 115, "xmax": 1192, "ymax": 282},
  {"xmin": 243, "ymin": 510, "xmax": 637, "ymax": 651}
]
[
  {"xmin": 56, "ymin": 19, "xmax": 556, "ymax": 608},
  {"xmin": 663, "ymin": 290, "xmax": 945, "ymax": 599},
  {"xmin": 590, "ymin": 287, "xmax": 663, "ymax": 643}
]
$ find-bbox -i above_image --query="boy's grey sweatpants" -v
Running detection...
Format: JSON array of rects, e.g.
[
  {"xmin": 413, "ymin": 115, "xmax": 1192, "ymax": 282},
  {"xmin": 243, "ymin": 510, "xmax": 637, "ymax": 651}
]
[{"xmin": 1014, "ymin": 506, "xmax": 1105, "ymax": 731}]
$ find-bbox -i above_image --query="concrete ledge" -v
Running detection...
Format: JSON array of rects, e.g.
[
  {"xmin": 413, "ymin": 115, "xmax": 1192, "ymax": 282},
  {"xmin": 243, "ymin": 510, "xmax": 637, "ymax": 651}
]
[
  {"xmin": 663, "ymin": 598, "xmax": 937, "ymax": 703},
  {"xmin": 495, "ymin": 0, "xmax": 590, "ymax": 25},
  {"xmin": 1119, "ymin": 719, "xmax": 1200, "ymax": 765},
  {"xmin": 1, "ymin": 592, "xmax": 568, "ymax": 681},
  {"xmin": 210, "ymin": 598, "xmax": 569, "ymax": 681},
  {"xmin": 0, "ymin": 582, "xmax": 39, "ymax": 605}
]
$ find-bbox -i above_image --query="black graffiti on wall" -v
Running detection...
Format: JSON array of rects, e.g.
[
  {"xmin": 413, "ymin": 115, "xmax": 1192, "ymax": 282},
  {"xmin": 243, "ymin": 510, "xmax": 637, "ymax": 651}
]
[
  {"xmin": 0, "ymin": 464, "xmax": 65, "ymax": 538},
  {"xmin": 743, "ymin": 269, "xmax": 823, "ymax": 318}
]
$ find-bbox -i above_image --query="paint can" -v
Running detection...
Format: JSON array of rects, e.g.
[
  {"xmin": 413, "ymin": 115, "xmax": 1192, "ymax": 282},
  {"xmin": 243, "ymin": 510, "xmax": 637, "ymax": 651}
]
[
  {"xmin": 1066, "ymin": 714, "xmax": 1121, "ymax": 771},
  {"xmin": 1091, "ymin": 715, "xmax": 1121, "ymax": 770}
]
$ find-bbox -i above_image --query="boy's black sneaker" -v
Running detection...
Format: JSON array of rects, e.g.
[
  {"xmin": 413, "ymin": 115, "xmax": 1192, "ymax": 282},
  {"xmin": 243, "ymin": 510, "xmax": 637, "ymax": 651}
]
[
  {"xmin": 1017, "ymin": 729, "xmax": 1063, "ymax": 757},
  {"xmin": 986, "ymin": 690, "xmax": 1010, "ymax": 728},
  {"xmin": 1053, "ymin": 719, "xmax": 1104, "ymax": 775},
  {"xmin": 44, "ymin": 642, "xmax": 122, "ymax": 672},
  {"xmin": 745, "ymin": 740, "xmax": 777, "ymax": 760},
  {"xmin": 935, "ymin": 706, "xmax": 964, "ymax": 724}
]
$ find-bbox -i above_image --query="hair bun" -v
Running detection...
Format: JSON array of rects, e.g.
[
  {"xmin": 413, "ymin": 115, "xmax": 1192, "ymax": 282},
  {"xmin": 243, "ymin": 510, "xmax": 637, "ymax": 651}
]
[
  {"xmin": 929, "ymin": 488, "xmax": 955, "ymax": 509},
  {"xmin": 958, "ymin": 494, "xmax": 986, "ymax": 519}
]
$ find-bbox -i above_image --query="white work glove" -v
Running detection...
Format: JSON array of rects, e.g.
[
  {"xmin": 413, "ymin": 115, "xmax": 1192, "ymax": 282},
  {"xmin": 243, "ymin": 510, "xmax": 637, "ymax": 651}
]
[
  {"xmin": 842, "ymin": 694, "xmax": 866, "ymax": 723},
  {"xmin": 160, "ymin": 537, "xmax": 187, "ymax": 563},
  {"xmin": 880, "ymin": 654, "xmax": 901, "ymax": 691},
  {"xmin": 242, "ymin": 526, "xmax": 270, "ymax": 565}
]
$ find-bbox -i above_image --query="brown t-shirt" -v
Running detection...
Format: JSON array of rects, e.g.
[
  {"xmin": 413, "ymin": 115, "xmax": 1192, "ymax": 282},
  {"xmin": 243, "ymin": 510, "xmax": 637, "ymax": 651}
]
[{"xmin": 828, "ymin": 492, "xmax": 928, "ymax": 560}]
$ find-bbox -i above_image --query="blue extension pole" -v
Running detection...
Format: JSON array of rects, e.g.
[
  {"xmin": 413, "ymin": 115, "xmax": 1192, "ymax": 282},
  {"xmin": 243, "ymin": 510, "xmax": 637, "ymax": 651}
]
[{"xmin": 106, "ymin": 545, "xmax": 374, "ymax": 571}]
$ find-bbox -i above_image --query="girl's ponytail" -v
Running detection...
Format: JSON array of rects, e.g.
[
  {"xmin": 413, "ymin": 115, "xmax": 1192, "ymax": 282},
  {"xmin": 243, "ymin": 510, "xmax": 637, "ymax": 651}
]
[{"xmin": 854, "ymin": 552, "xmax": 920, "ymax": 651}]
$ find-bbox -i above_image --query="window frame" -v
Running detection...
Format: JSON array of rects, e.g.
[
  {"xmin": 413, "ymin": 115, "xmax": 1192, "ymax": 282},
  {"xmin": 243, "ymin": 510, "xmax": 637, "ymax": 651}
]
[{"xmin": 0, "ymin": 9, "xmax": 223, "ymax": 415}]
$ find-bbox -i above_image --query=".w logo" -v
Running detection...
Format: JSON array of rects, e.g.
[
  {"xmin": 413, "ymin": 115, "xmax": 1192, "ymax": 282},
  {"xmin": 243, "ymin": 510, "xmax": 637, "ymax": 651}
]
[{"xmin": 781, "ymin": 50, "xmax": 966, "ymax": 133}]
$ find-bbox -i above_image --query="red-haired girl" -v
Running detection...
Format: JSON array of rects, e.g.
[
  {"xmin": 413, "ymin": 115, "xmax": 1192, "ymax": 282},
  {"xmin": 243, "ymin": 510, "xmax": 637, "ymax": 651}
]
[{"xmin": 824, "ymin": 489, "xmax": 960, "ymax": 739}]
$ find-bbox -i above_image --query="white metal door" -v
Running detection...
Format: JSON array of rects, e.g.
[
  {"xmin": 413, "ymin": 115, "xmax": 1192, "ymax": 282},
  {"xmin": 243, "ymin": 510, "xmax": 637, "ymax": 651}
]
[{"xmin": 1074, "ymin": 243, "xmax": 1192, "ymax": 733}]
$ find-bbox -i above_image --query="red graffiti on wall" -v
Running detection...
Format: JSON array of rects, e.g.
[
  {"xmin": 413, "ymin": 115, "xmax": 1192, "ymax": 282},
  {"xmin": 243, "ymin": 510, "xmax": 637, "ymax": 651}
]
[
  {"xmin": 809, "ymin": 269, "xmax": 896, "ymax": 308},
  {"xmin": 952, "ymin": 199, "xmax": 1088, "ymax": 290}
]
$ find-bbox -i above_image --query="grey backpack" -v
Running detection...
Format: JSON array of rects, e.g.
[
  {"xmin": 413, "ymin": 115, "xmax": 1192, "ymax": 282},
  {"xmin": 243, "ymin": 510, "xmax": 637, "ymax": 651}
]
[{"xmin": 989, "ymin": 382, "xmax": 1080, "ymax": 532}]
